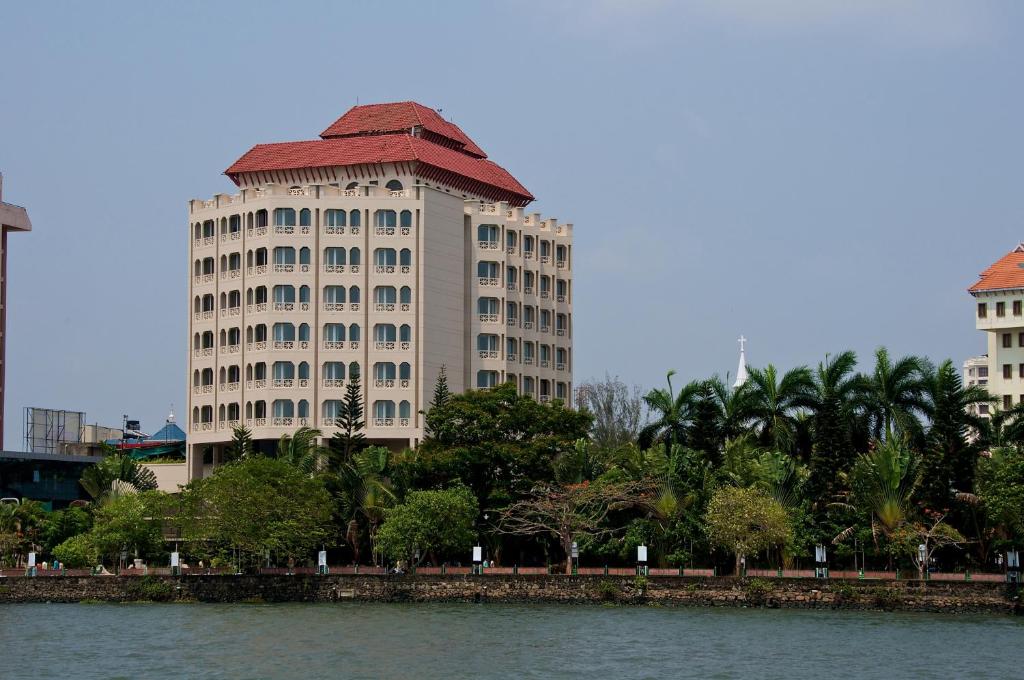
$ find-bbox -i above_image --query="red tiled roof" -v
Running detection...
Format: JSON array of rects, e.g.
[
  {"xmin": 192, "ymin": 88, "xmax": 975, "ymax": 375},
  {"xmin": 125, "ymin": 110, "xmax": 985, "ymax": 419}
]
[
  {"xmin": 225, "ymin": 133, "xmax": 533, "ymax": 206},
  {"xmin": 320, "ymin": 101, "xmax": 487, "ymax": 159},
  {"xmin": 969, "ymin": 245, "xmax": 1024, "ymax": 292}
]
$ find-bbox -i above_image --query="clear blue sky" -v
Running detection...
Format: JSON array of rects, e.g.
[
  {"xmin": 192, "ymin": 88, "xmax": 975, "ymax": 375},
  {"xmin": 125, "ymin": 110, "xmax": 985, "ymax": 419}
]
[{"xmin": 2, "ymin": 1, "xmax": 1022, "ymax": 447}]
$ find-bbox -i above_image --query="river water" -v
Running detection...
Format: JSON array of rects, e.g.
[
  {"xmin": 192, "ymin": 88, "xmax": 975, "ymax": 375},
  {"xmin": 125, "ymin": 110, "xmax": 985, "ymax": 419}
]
[{"xmin": 1, "ymin": 603, "xmax": 1020, "ymax": 679}]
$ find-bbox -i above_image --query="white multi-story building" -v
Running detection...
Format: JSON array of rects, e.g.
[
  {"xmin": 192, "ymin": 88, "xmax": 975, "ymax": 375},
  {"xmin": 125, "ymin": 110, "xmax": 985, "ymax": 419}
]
[
  {"xmin": 969, "ymin": 243, "xmax": 1024, "ymax": 413},
  {"xmin": 187, "ymin": 102, "xmax": 573, "ymax": 479},
  {"xmin": 962, "ymin": 354, "xmax": 990, "ymax": 418}
]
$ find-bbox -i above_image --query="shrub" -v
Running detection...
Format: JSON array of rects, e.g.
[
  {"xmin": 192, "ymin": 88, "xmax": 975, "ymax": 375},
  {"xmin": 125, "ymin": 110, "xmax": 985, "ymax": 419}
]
[
  {"xmin": 867, "ymin": 586, "xmax": 903, "ymax": 610},
  {"xmin": 597, "ymin": 579, "xmax": 620, "ymax": 601},
  {"xmin": 125, "ymin": 576, "xmax": 174, "ymax": 602},
  {"xmin": 744, "ymin": 577, "xmax": 772, "ymax": 605},
  {"xmin": 831, "ymin": 582, "xmax": 856, "ymax": 602},
  {"xmin": 53, "ymin": 534, "xmax": 97, "ymax": 568}
]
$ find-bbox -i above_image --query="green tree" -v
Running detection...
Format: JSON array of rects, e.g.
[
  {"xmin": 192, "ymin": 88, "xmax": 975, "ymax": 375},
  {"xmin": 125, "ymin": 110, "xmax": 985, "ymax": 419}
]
[
  {"xmin": 705, "ymin": 486, "xmax": 792, "ymax": 575},
  {"xmin": 52, "ymin": 533, "xmax": 98, "ymax": 568},
  {"xmin": 835, "ymin": 439, "xmax": 921, "ymax": 545},
  {"xmin": 89, "ymin": 490, "xmax": 168, "ymax": 566},
  {"xmin": 418, "ymin": 382, "xmax": 592, "ymax": 509},
  {"xmin": 224, "ymin": 425, "xmax": 254, "ymax": 463},
  {"xmin": 974, "ymin": 446, "xmax": 1024, "ymax": 544},
  {"xmin": 746, "ymin": 364, "xmax": 814, "ymax": 454},
  {"xmin": 80, "ymin": 452, "xmax": 158, "ymax": 502},
  {"xmin": 376, "ymin": 485, "xmax": 478, "ymax": 566},
  {"xmin": 178, "ymin": 457, "xmax": 333, "ymax": 570},
  {"xmin": 807, "ymin": 351, "xmax": 864, "ymax": 504},
  {"xmin": 329, "ymin": 370, "xmax": 367, "ymax": 465},
  {"xmin": 276, "ymin": 426, "xmax": 325, "ymax": 474},
  {"xmin": 864, "ymin": 347, "xmax": 927, "ymax": 441},
  {"xmin": 40, "ymin": 506, "xmax": 93, "ymax": 553},
  {"xmin": 638, "ymin": 371, "xmax": 703, "ymax": 452}
]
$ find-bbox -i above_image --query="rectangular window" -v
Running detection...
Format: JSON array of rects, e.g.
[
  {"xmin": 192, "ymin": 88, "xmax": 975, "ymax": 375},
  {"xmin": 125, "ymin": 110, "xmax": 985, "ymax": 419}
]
[
  {"xmin": 1005, "ymin": 395, "xmax": 1013, "ymax": 409},
  {"xmin": 1018, "ymin": 364, "xmax": 1023, "ymax": 379},
  {"xmin": 978, "ymin": 303, "xmax": 987, "ymax": 318},
  {"xmin": 1004, "ymin": 333, "xmax": 1013, "ymax": 348},
  {"xmin": 1015, "ymin": 301, "xmax": 1022, "ymax": 316},
  {"xmin": 979, "ymin": 404, "xmax": 989, "ymax": 415},
  {"xmin": 979, "ymin": 366, "xmax": 989, "ymax": 378},
  {"xmin": 1004, "ymin": 364, "xmax": 1012, "ymax": 379},
  {"xmin": 997, "ymin": 301, "xmax": 1006, "ymax": 317}
]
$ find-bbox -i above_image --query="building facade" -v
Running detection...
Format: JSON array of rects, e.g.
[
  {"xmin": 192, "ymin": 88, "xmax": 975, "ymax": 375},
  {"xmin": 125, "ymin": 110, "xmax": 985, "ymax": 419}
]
[
  {"xmin": 962, "ymin": 354, "xmax": 990, "ymax": 418},
  {"xmin": 187, "ymin": 102, "xmax": 573, "ymax": 479},
  {"xmin": 0, "ymin": 174, "xmax": 32, "ymax": 445},
  {"xmin": 969, "ymin": 244, "xmax": 1024, "ymax": 412}
]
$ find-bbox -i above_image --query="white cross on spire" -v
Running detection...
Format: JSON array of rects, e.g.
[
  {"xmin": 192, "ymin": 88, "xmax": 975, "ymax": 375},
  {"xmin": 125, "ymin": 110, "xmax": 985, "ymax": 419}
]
[{"xmin": 733, "ymin": 335, "xmax": 749, "ymax": 389}]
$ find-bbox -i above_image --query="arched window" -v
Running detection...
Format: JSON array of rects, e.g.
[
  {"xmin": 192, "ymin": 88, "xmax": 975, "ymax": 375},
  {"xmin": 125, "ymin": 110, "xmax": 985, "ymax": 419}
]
[
  {"xmin": 298, "ymin": 323, "xmax": 310, "ymax": 342},
  {"xmin": 325, "ymin": 209, "xmax": 346, "ymax": 227},
  {"xmin": 273, "ymin": 362, "xmax": 295, "ymax": 381},
  {"xmin": 324, "ymin": 323, "xmax": 346, "ymax": 342},
  {"xmin": 478, "ymin": 224, "xmax": 498, "ymax": 243},
  {"xmin": 325, "ymin": 247, "xmax": 346, "ymax": 266},
  {"xmin": 374, "ymin": 324, "xmax": 397, "ymax": 343},
  {"xmin": 399, "ymin": 362, "xmax": 411, "ymax": 380},
  {"xmin": 375, "ymin": 286, "xmax": 397, "ymax": 306},
  {"xmin": 202, "ymin": 294, "xmax": 215, "ymax": 312},
  {"xmin": 374, "ymin": 400, "xmax": 396, "ymax": 423},
  {"xmin": 478, "ymin": 297, "xmax": 499, "ymax": 316},
  {"xmin": 255, "ymin": 248, "xmax": 267, "ymax": 266},
  {"xmin": 298, "ymin": 400, "xmax": 309, "ymax": 418},
  {"xmin": 202, "ymin": 331, "xmax": 214, "ymax": 348},
  {"xmin": 192, "ymin": 370, "xmax": 200, "ymax": 387},
  {"xmin": 273, "ymin": 285, "xmax": 295, "ymax": 304},
  {"xmin": 323, "ymin": 400, "xmax": 344, "ymax": 419},
  {"xmin": 349, "ymin": 324, "xmax": 361, "ymax": 342},
  {"xmin": 375, "ymin": 248, "xmax": 397, "ymax": 267},
  {"xmin": 229, "ymin": 215, "xmax": 241, "ymax": 234},
  {"xmin": 400, "ymin": 286, "xmax": 412, "ymax": 305},
  {"xmin": 374, "ymin": 362, "xmax": 397, "ymax": 381},
  {"xmin": 345, "ymin": 181, "xmax": 359, "ymax": 191},
  {"xmin": 399, "ymin": 400, "xmax": 411, "ymax": 420},
  {"xmin": 299, "ymin": 209, "xmax": 311, "ymax": 227},
  {"xmin": 274, "ymin": 208, "xmax": 296, "ymax": 226},
  {"xmin": 477, "ymin": 371, "xmax": 499, "ymax": 388},
  {"xmin": 298, "ymin": 362, "xmax": 310, "ymax": 380},
  {"xmin": 375, "ymin": 210, "xmax": 397, "ymax": 228},
  {"xmin": 273, "ymin": 323, "xmax": 295, "ymax": 342},
  {"xmin": 477, "ymin": 261, "xmax": 499, "ymax": 280},
  {"xmin": 324, "ymin": 285, "xmax": 346, "ymax": 304},
  {"xmin": 273, "ymin": 247, "xmax": 295, "ymax": 265},
  {"xmin": 349, "ymin": 247, "xmax": 361, "ymax": 266},
  {"xmin": 400, "ymin": 249, "xmax": 412, "ymax": 267},
  {"xmin": 477, "ymin": 334, "xmax": 499, "ymax": 353},
  {"xmin": 254, "ymin": 286, "xmax": 268, "ymax": 303},
  {"xmin": 385, "ymin": 179, "xmax": 403, "ymax": 191},
  {"xmin": 254, "ymin": 324, "xmax": 267, "ymax": 342},
  {"xmin": 349, "ymin": 361, "xmax": 361, "ymax": 378},
  {"xmin": 245, "ymin": 402, "xmax": 253, "ymax": 419},
  {"xmin": 349, "ymin": 209, "xmax": 361, "ymax": 227},
  {"xmin": 273, "ymin": 399, "xmax": 294, "ymax": 418},
  {"xmin": 299, "ymin": 285, "xmax": 310, "ymax": 304},
  {"xmin": 255, "ymin": 210, "xmax": 268, "ymax": 228},
  {"xmin": 323, "ymin": 362, "xmax": 346, "ymax": 381},
  {"xmin": 400, "ymin": 210, "xmax": 412, "ymax": 229},
  {"xmin": 254, "ymin": 400, "xmax": 267, "ymax": 418},
  {"xmin": 349, "ymin": 286, "xmax": 361, "ymax": 304},
  {"xmin": 218, "ymin": 405, "xmax": 226, "ymax": 423},
  {"xmin": 399, "ymin": 324, "xmax": 412, "ymax": 343},
  {"xmin": 299, "ymin": 247, "xmax": 311, "ymax": 265}
]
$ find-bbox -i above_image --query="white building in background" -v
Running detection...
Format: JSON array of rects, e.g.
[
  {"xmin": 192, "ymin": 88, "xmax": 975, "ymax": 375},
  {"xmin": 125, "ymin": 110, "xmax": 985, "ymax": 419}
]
[
  {"xmin": 962, "ymin": 355, "xmax": 990, "ymax": 418},
  {"xmin": 968, "ymin": 243, "xmax": 1024, "ymax": 413},
  {"xmin": 186, "ymin": 102, "xmax": 574, "ymax": 480}
]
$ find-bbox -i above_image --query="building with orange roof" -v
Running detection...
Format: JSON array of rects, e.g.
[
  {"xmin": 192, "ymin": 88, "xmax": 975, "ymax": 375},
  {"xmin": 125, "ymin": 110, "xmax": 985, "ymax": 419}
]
[
  {"xmin": 186, "ymin": 103, "xmax": 573, "ymax": 479},
  {"xmin": 968, "ymin": 244, "xmax": 1024, "ymax": 413}
]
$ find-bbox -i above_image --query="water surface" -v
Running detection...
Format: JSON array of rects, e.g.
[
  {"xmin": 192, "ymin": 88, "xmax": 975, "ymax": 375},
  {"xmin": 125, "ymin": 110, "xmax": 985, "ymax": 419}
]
[{"xmin": 2, "ymin": 603, "xmax": 1020, "ymax": 679}]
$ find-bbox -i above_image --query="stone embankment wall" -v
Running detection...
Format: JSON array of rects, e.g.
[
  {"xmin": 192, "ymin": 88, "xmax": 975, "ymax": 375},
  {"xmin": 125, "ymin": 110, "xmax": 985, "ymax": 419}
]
[{"xmin": 0, "ymin": 574, "xmax": 1018, "ymax": 614}]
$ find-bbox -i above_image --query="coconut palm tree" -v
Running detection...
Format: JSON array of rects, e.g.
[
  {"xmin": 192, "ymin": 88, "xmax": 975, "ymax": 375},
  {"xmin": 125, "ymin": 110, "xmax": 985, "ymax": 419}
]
[
  {"xmin": 276, "ymin": 426, "xmax": 325, "ymax": 474},
  {"xmin": 333, "ymin": 446, "xmax": 396, "ymax": 565},
  {"xmin": 638, "ymin": 371, "xmax": 704, "ymax": 452},
  {"xmin": 807, "ymin": 351, "xmax": 867, "ymax": 501},
  {"xmin": 746, "ymin": 364, "xmax": 814, "ymax": 454},
  {"xmin": 864, "ymin": 347, "xmax": 927, "ymax": 442},
  {"xmin": 708, "ymin": 376, "xmax": 754, "ymax": 443},
  {"xmin": 80, "ymin": 451, "xmax": 158, "ymax": 502}
]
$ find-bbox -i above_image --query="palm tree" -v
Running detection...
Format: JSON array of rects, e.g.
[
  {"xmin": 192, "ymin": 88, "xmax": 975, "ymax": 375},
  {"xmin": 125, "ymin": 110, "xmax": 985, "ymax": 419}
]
[
  {"xmin": 864, "ymin": 347, "xmax": 927, "ymax": 442},
  {"xmin": 746, "ymin": 364, "xmax": 814, "ymax": 454},
  {"xmin": 834, "ymin": 439, "xmax": 921, "ymax": 545},
  {"xmin": 333, "ymin": 446, "xmax": 396, "ymax": 565},
  {"xmin": 638, "ymin": 371, "xmax": 703, "ymax": 451},
  {"xmin": 80, "ymin": 451, "xmax": 158, "ymax": 502},
  {"xmin": 276, "ymin": 426, "xmax": 325, "ymax": 474},
  {"xmin": 919, "ymin": 359, "xmax": 992, "ymax": 507},
  {"xmin": 708, "ymin": 376, "xmax": 754, "ymax": 442},
  {"xmin": 807, "ymin": 351, "xmax": 866, "ymax": 500}
]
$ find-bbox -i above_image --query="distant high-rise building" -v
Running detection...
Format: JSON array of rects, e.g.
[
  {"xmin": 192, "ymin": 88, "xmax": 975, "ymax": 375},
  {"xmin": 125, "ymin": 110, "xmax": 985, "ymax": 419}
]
[
  {"xmin": 0, "ymin": 174, "xmax": 32, "ymax": 444},
  {"xmin": 187, "ymin": 102, "xmax": 573, "ymax": 480},
  {"xmin": 961, "ymin": 354, "xmax": 989, "ymax": 418}
]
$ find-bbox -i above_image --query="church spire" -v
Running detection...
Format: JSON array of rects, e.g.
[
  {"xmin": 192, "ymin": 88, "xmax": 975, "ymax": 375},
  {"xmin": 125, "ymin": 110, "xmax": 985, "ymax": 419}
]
[{"xmin": 733, "ymin": 335, "xmax": 749, "ymax": 388}]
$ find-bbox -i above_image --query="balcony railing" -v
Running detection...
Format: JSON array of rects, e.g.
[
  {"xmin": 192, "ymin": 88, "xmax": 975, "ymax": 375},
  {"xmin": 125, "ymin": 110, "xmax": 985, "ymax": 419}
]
[
  {"xmin": 556, "ymin": 363, "xmax": 566, "ymax": 371},
  {"xmin": 540, "ymin": 291, "xmax": 550, "ymax": 299},
  {"xmin": 524, "ymin": 250, "xmax": 534, "ymax": 260},
  {"xmin": 557, "ymin": 294, "xmax": 566, "ymax": 303},
  {"xmin": 507, "ymin": 353, "xmax": 518, "ymax": 362},
  {"xmin": 246, "ymin": 379, "xmax": 267, "ymax": 390},
  {"xmin": 324, "ymin": 341, "xmax": 346, "ymax": 350},
  {"xmin": 478, "ymin": 277, "xmax": 500, "ymax": 287},
  {"xmin": 375, "ymin": 265, "xmax": 396, "ymax": 274},
  {"xmin": 524, "ymin": 357, "xmax": 534, "ymax": 365},
  {"xmin": 250, "ymin": 341, "xmax": 267, "ymax": 352},
  {"xmin": 541, "ymin": 255, "xmax": 551, "ymax": 264},
  {"xmin": 374, "ymin": 379, "xmax": 396, "ymax": 388},
  {"xmin": 523, "ymin": 286, "xmax": 534, "ymax": 295},
  {"xmin": 274, "ymin": 225, "xmax": 295, "ymax": 235},
  {"xmin": 399, "ymin": 379, "xmax": 410, "ymax": 389},
  {"xmin": 400, "ymin": 265, "xmax": 411, "ymax": 274},
  {"xmin": 375, "ymin": 303, "xmax": 395, "ymax": 312},
  {"xmin": 323, "ymin": 379, "xmax": 345, "ymax": 388},
  {"xmin": 507, "ymin": 282, "xmax": 517, "ymax": 291},
  {"xmin": 272, "ymin": 417, "xmax": 294, "ymax": 427},
  {"xmin": 220, "ymin": 307, "xmax": 241, "ymax": 318},
  {"xmin": 556, "ymin": 329, "xmax": 566, "ymax": 336},
  {"xmin": 478, "ymin": 240, "xmax": 499, "ymax": 250},
  {"xmin": 523, "ymin": 321, "xmax": 534, "ymax": 330},
  {"xmin": 273, "ymin": 302, "xmax": 294, "ymax": 311},
  {"xmin": 273, "ymin": 341, "xmax": 294, "ymax": 350},
  {"xmin": 375, "ymin": 341, "xmax": 396, "ymax": 351},
  {"xmin": 247, "ymin": 265, "xmax": 267, "ymax": 276},
  {"xmin": 389, "ymin": 189, "xmax": 408, "ymax": 198},
  {"xmin": 324, "ymin": 264, "xmax": 345, "ymax": 273},
  {"xmin": 273, "ymin": 379, "xmax": 294, "ymax": 388},
  {"xmin": 400, "ymin": 341, "xmax": 410, "ymax": 351},
  {"xmin": 375, "ymin": 226, "xmax": 395, "ymax": 236},
  {"xmin": 540, "ymin": 360, "xmax": 550, "ymax": 368},
  {"xmin": 373, "ymin": 418, "xmax": 395, "ymax": 427},
  {"xmin": 343, "ymin": 189, "xmax": 359, "ymax": 197},
  {"xmin": 479, "ymin": 313, "xmax": 499, "ymax": 323},
  {"xmin": 507, "ymin": 318, "xmax": 518, "ymax": 327},
  {"xmin": 557, "ymin": 260, "xmax": 566, "ymax": 269},
  {"xmin": 539, "ymin": 395, "xmax": 551, "ymax": 404},
  {"xmin": 478, "ymin": 350, "xmax": 499, "ymax": 359},
  {"xmin": 222, "ymin": 381, "xmax": 240, "ymax": 392},
  {"xmin": 253, "ymin": 418, "xmax": 267, "ymax": 428},
  {"xmin": 324, "ymin": 225, "xmax": 345, "ymax": 235},
  {"xmin": 399, "ymin": 417, "xmax": 410, "ymax": 427},
  {"xmin": 506, "ymin": 245, "xmax": 516, "ymax": 255},
  {"xmin": 274, "ymin": 264, "xmax": 294, "ymax": 273},
  {"xmin": 400, "ymin": 303, "xmax": 410, "ymax": 312},
  {"xmin": 540, "ymin": 325, "xmax": 550, "ymax": 334},
  {"xmin": 324, "ymin": 303, "xmax": 345, "ymax": 312},
  {"xmin": 220, "ymin": 344, "xmax": 241, "ymax": 355}
]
